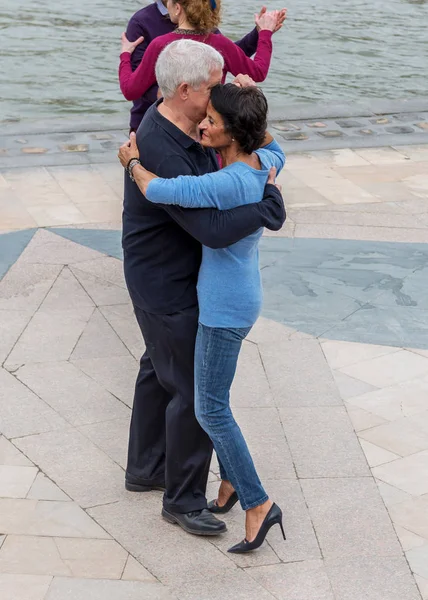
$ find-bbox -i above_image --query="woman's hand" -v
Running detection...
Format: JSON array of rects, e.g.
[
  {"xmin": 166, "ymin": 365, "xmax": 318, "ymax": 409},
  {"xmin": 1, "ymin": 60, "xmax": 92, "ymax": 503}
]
[
  {"xmin": 267, "ymin": 167, "xmax": 281, "ymax": 192},
  {"xmin": 232, "ymin": 74, "xmax": 257, "ymax": 88},
  {"xmin": 255, "ymin": 9, "xmax": 280, "ymax": 32},
  {"xmin": 118, "ymin": 132, "xmax": 139, "ymax": 168},
  {"xmin": 273, "ymin": 8, "xmax": 287, "ymax": 33},
  {"xmin": 121, "ymin": 32, "xmax": 144, "ymax": 55}
]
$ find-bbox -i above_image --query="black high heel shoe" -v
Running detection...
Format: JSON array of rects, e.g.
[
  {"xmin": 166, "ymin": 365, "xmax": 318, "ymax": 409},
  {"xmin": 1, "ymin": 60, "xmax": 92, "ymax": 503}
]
[
  {"xmin": 207, "ymin": 491, "xmax": 239, "ymax": 514},
  {"xmin": 228, "ymin": 503, "xmax": 285, "ymax": 554}
]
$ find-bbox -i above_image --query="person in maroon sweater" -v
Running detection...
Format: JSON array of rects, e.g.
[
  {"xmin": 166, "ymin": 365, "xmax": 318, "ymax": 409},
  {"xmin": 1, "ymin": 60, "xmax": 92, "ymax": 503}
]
[{"xmin": 124, "ymin": 0, "xmax": 286, "ymax": 130}]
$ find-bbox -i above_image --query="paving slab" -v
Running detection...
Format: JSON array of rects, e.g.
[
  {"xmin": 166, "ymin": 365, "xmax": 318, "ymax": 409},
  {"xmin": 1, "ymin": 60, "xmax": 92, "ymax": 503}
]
[
  {"xmin": 0, "ymin": 498, "xmax": 110, "ymax": 538},
  {"xmin": 280, "ymin": 406, "xmax": 369, "ymax": 478},
  {"xmin": 325, "ymin": 555, "xmax": 421, "ymax": 600},
  {"xmin": 259, "ymin": 339, "xmax": 342, "ymax": 407},
  {"xmin": 373, "ymin": 451, "xmax": 428, "ymax": 496},
  {"xmin": 98, "ymin": 304, "xmax": 145, "ymax": 359},
  {"xmin": 0, "ymin": 574, "xmax": 53, "ymax": 600},
  {"xmin": 27, "ymin": 472, "xmax": 70, "ymax": 502},
  {"xmin": 71, "ymin": 309, "xmax": 130, "ymax": 360},
  {"xmin": 71, "ymin": 356, "xmax": 138, "ymax": 406},
  {"xmin": 0, "ymin": 368, "xmax": 68, "ymax": 439},
  {"xmin": 0, "ymin": 465, "xmax": 38, "ymax": 499},
  {"xmin": 16, "ymin": 361, "xmax": 129, "ymax": 427},
  {"xmin": 70, "ymin": 267, "xmax": 129, "ymax": 306},
  {"xmin": 0, "ymin": 436, "xmax": 33, "ymax": 467},
  {"xmin": 15, "ymin": 428, "xmax": 125, "ymax": 508},
  {"xmin": 301, "ymin": 478, "xmax": 402, "ymax": 559},
  {"xmin": 88, "ymin": 499, "xmax": 237, "ymax": 588},
  {"xmin": 248, "ymin": 560, "xmax": 334, "ymax": 600},
  {"xmin": 44, "ymin": 577, "xmax": 177, "ymax": 600}
]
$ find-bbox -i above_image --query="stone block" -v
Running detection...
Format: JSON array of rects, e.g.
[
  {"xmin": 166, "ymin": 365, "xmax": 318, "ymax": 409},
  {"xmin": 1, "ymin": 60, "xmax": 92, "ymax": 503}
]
[
  {"xmin": 71, "ymin": 268, "xmax": 129, "ymax": 306},
  {"xmin": 5, "ymin": 306, "xmax": 94, "ymax": 366},
  {"xmin": 389, "ymin": 495, "xmax": 428, "ymax": 538},
  {"xmin": 339, "ymin": 349, "xmax": 428, "ymax": 388},
  {"xmin": 249, "ymin": 560, "xmax": 334, "ymax": 600},
  {"xmin": 279, "ymin": 406, "xmax": 369, "ymax": 477},
  {"xmin": 175, "ymin": 569, "xmax": 275, "ymax": 600},
  {"xmin": 40, "ymin": 267, "xmax": 94, "ymax": 311},
  {"xmin": 230, "ymin": 341, "xmax": 274, "ymax": 408},
  {"xmin": 27, "ymin": 473, "xmax": 70, "ymax": 502},
  {"xmin": 0, "ymin": 262, "xmax": 61, "ymax": 312},
  {"xmin": 45, "ymin": 578, "xmax": 176, "ymax": 600},
  {"xmin": 72, "ymin": 356, "xmax": 138, "ymax": 406},
  {"xmin": 78, "ymin": 418, "xmax": 129, "ymax": 469},
  {"xmin": 89, "ymin": 500, "xmax": 236, "ymax": 587},
  {"xmin": 261, "ymin": 479, "xmax": 321, "ymax": 563},
  {"xmin": 99, "ymin": 304, "xmax": 144, "ymax": 359},
  {"xmin": 17, "ymin": 229, "xmax": 102, "ymax": 265},
  {"xmin": 0, "ymin": 574, "xmax": 52, "ymax": 600},
  {"xmin": 347, "ymin": 375, "xmax": 428, "ymax": 422},
  {"xmin": 0, "ymin": 535, "xmax": 71, "ymax": 576},
  {"xmin": 55, "ymin": 538, "xmax": 128, "ymax": 579},
  {"xmin": 0, "ymin": 498, "xmax": 110, "ymax": 538},
  {"xmin": 359, "ymin": 439, "xmax": 400, "ymax": 467},
  {"xmin": 15, "ymin": 428, "xmax": 125, "ymax": 508},
  {"xmin": 71, "ymin": 309, "xmax": 130, "ymax": 360},
  {"xmin": 0, "ymin": 368, "xmax": 68, "ymax": 439},
  {"xmin": 373, "ymin": 450, "xmax": 428, "ymax": 495},
  {"xmin": 259, "ymin": 339, "xmax": 342, "ymax": 407},
  {"xmin": 0, "ymin": 465, "xmax": 38, "ymax": 498},
  {"xmin": 359, "ymin": 417, "xmax": 428, "ymax": 457},
  {"xmin": 0, "ymin": 436, "xmax": 33, "ymax": 467},
  {"xmin": 26, "ymin": 203, "xmax": 87, "ymax": 227},
  {"xmin": 121, "ymin": 555, "xmax": 156, "ymax": 582},
  {"xmin": 332, "ymin": 371, "xmax": 378, "ymax": 400},
  {"xmin": 302, "ymin": 477, "xmax": 402, "ymax": 559},
  {"xmin": 16, "ymin": 361, "xmax": 129, "ymax": 427},
  {"xmin": 325, "ymin": 555, "xmax": 421, "ymax": 600}
]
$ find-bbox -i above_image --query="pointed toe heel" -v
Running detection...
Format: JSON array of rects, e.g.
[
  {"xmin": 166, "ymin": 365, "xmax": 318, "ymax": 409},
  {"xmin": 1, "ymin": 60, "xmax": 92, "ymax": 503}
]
[
  {"xmin": 228, "ymin": 503, "xmax": 286, "ymax": 554},
  {"xmin": 207, "ymin": 491, "xmax": 239, "ymax": 514}
]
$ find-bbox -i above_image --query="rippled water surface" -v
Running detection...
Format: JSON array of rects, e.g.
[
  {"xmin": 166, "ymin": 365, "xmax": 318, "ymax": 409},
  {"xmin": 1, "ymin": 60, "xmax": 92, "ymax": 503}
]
[{"xmin": 1, "ymin": 0, "xmax": 427, "ymax": 121}]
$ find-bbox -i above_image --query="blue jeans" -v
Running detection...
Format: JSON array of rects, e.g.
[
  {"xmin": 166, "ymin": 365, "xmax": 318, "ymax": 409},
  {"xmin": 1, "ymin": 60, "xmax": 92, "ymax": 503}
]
[{"xmin": 194, "ymin": 323, "xmax": 268, "ymax": 511}]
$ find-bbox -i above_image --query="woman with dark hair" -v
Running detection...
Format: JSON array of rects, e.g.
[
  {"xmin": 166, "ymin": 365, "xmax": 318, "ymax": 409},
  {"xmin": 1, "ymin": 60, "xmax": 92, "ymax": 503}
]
[
  {"xmin": 118, "ymin": 81, "xmax": 286, "ymax": 554},
  {"xmin": 119, "ymin": 0, "xmax": 286, "ymax": 101}
]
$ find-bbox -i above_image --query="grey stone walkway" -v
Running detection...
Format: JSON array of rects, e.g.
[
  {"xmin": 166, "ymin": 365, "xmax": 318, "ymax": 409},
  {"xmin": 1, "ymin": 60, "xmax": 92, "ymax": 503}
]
[{"xmin": 1, "ymin": 140, "xmax": 428, "ymax": 599}]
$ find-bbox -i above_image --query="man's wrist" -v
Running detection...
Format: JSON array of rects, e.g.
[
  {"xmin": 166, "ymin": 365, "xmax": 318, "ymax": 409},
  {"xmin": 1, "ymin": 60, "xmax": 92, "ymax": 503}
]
[{"xmin": 127, "ymin": 158, "xmax": 141, "ymax": 182}]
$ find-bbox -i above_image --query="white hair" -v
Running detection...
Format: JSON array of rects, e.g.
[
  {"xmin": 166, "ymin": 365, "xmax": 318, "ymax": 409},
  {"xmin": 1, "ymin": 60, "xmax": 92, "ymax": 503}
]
[{"xmin": 155, "ymin": 39, "xmax": 224, "ymax": 99}]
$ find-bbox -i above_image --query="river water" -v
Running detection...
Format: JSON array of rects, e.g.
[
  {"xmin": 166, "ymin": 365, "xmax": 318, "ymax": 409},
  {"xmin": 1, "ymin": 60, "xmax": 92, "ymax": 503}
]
[{"xmin": 1, "ymin": 0, "xmax": 427, "ymax": 122}]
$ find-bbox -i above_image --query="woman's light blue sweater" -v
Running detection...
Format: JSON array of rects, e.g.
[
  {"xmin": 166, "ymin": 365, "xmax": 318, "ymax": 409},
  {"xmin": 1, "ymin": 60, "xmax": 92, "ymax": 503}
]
[{"xmin": 146, "ymin": 140, "xmax": 285, "ymax": 328}]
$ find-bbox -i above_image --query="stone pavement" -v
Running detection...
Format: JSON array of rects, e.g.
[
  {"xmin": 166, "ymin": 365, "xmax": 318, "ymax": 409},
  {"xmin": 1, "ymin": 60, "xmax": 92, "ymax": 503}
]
[{"xmin": 1, "ymin": 141, "xmax": 428, "ymax": 600}]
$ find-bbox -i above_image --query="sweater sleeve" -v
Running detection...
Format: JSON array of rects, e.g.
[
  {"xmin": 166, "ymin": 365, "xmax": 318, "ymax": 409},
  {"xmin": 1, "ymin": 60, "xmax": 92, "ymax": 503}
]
[
  {"xmin": 256, "ymin": 140, "xmax": 286, "ymax": 173},
  {"xmin": 219, "ymin": 30, "xmax": 273, "ymax": 82},
  {"xmin": 146, "ymin": 170, "xmax": 242, "ymax": 209},
  {"xmin": 119, "ymin": 39, "xmax": 163, "ymax": 101},
  {"xmin": 234, "ymin": 27, "xmax": 259, "ymax": 57}
]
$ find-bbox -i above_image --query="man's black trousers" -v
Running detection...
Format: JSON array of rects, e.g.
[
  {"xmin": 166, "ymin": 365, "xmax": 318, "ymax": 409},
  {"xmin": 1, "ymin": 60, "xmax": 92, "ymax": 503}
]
[{"xmin": 126, "ymin": 303, "xmax": 213, "ymax": 513}]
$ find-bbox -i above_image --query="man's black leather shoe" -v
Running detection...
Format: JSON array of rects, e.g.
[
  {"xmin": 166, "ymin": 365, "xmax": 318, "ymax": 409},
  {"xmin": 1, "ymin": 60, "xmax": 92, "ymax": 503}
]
[
  {"xmin": 162, "ymin": 507, "xmax": 227, "ymax": 536},
  {"xmin": 125, "ymin": 473, "xmax": 165, "ymax": 493}
]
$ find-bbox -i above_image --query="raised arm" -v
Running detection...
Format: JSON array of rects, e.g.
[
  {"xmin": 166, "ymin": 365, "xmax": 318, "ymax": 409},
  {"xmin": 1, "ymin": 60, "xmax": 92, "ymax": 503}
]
[
  {"xmin": 219, "ymin": 11, "xmax": 279, "ymax": 82},
  {"xmin": 256, "ymin": 139, "xmax": 286, "ymax": 173},
  {"xmin": 233, "ymin": 6, "xmax": 287, "ymax": 56},
  {"xmin": 119, "ymin": 36, "xmax": 162, "ymax": 100}
]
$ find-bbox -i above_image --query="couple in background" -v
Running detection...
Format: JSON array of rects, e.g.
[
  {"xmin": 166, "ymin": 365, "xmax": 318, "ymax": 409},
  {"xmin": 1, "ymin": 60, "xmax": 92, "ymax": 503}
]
[{"xmin": 119, "ymin": 2, "xmax": 287, "ymax": 554}]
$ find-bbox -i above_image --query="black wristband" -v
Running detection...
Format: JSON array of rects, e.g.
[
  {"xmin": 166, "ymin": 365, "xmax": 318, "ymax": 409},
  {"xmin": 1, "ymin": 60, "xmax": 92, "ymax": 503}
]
[{"xmin": 126, "ymin": 157, "xmax": 140, "ymax": 170}]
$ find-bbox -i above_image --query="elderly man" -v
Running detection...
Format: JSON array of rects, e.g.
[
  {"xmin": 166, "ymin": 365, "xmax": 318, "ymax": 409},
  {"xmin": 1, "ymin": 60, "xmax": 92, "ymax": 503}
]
[
  {"xmin": 125, "ymin": 0, "xmax": 287, "ymax": 131},
  {"xmin": 122, "ymin": 39, "xmax": 285, "ymax": 536}
]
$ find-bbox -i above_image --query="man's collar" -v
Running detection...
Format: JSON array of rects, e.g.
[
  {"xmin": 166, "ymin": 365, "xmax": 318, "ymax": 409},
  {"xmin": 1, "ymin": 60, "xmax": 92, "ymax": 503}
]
[
  {"xmin": 151, "ymin": 99, "xmax": 199, "ymax": 149},
  {"xmin": 155, "ymin": 0, "xmax": 169, "ymax": 17}
]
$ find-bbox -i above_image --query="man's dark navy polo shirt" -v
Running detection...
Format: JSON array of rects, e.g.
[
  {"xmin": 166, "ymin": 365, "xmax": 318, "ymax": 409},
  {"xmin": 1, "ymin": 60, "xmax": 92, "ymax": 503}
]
[{"xmin": 122, "ymin": 100, "xmax": 285, "ymax": 315}]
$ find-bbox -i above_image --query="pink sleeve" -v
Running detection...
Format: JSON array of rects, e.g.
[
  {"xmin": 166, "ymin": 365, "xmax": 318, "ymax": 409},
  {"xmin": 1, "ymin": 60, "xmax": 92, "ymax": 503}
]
[
  {"xmin": 119, "ymin": 40, "xmax": 162, "ymax": 101},
  {"xmin": 218, "ymin": 30, "xmax": 273, "ymax": 82}
]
